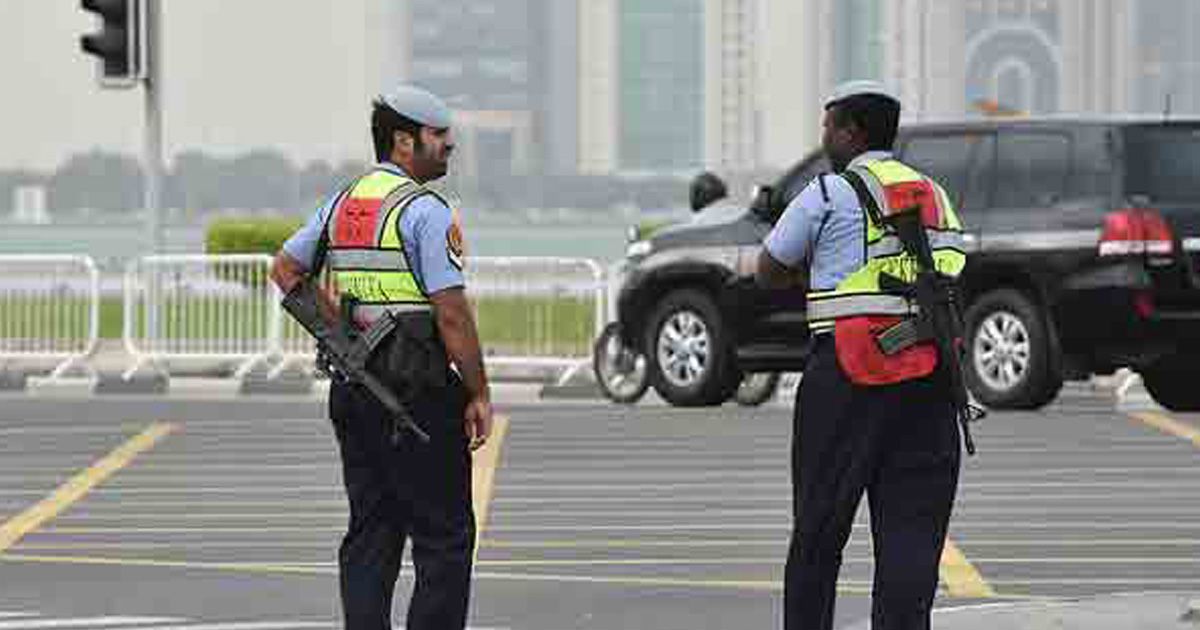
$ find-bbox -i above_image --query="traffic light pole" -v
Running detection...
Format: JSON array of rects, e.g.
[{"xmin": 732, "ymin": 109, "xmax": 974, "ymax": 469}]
[{"xmin": 142, "ymin": 0, "xmax": 163, "ymax": 254}]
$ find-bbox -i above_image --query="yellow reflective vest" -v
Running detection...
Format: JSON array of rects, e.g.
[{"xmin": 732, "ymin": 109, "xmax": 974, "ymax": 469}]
[
  {"xmin": 324, "ymin": 168, "xmax": 444, "ymax": 321},
  {"xmin": 805, "ymin": 158, "xmax": 967, "ymax": 334}
]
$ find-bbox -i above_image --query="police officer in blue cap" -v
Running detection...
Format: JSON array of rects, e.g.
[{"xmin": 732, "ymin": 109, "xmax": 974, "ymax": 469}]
[
  {"xmin": 271, "ymin": 84, "xmax": 492, "ymax": 630},
  {"xmin": 758, "ymin": 80, "xmax": 970, "ymax": 630}
]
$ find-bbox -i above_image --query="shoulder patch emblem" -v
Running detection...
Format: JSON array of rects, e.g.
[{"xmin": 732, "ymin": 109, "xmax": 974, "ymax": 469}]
[{"xmin": 447, "ymin": 208, "xmax": 466, "ymax": 270}]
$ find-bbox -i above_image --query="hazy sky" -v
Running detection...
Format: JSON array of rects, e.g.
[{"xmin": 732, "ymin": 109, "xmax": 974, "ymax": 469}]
[{"xmin": 0, "ymin": 0, "xmax": 396, "ymax": 172}]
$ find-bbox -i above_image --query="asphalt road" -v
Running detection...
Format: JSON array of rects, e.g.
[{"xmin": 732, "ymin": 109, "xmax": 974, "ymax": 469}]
[{"xmin": 0, "ymin": 384, "xmax": 1197, "ymax": 629}]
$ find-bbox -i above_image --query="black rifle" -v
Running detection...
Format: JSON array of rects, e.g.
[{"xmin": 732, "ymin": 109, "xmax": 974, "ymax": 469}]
[
  {"xmin": 881, "ymin": 212, "xmax": 983, "ymax": 456},
  {"xmin": 281, "ymin": 279, "xmax": 430, "ymax": 444}
]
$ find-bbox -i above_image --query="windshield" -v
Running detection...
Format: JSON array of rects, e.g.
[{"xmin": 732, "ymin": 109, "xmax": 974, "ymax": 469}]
[{"xmin": 1124, "ymin": 125, "xmax": 1200, "ymax": 202}]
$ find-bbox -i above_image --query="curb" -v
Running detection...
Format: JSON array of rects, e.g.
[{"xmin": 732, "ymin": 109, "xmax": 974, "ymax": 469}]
[
  {"xmin": 539, "ymin": 381, "xmax": 605, "ymax": 400},
  {"xmin": 93, "ymin": 373, "xmax": 170, "ymax": 395},
  {"xmin": 0, "ymin": 371, "xmax": 28, "ymax": 391}
]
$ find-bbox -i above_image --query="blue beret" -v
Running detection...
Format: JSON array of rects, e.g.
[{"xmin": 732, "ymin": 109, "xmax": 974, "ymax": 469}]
[
  {"xmin": 380, "ymin": 85, "xmax": 453, "ymax": 129},
  {"xmin": 825, "ymin": 80, "xmax": 901, "ymax": 109}
]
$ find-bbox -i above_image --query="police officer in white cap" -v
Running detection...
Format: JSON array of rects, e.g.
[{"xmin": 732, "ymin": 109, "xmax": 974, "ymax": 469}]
[
  {"xmin": 271, "ymin": 84, "xmax": 492, "ymax": 630},
  {"xmin": 756, "ymin": 80, "xmax": 970, "ymax": 630}
]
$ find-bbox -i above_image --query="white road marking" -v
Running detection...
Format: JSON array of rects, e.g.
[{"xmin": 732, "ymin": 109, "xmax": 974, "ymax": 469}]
[
  {"xmin": 138, "ymin": 622, "xmax": 332, "ymax": 630},
  {"xmin": 0, "ymin": 617, "xmax": 183, "ymax": 629}
]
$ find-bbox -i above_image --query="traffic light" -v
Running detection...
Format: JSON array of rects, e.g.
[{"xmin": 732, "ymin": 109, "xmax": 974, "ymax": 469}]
[{"xmin": 80, "ymin": 0, "xmax": 143, "ymax": 87}]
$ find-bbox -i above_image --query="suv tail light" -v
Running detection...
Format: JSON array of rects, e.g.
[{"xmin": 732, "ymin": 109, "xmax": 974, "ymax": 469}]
[{"xmin": 1098, "ymin": 208, "xmax": 1175, "ymax": 257}]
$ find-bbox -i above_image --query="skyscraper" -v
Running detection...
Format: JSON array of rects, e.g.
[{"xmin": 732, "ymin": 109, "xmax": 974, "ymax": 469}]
[
  {"xmin": 395, "ymin": 0, "xmax": 581, "ymax": 181},
  {"xmin": 577, "ymin": 0, "xmax": 759, "ymax": 175}
]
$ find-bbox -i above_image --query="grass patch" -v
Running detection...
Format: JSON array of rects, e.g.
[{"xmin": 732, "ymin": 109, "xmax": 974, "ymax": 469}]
[{"xmin": 5, "ymin": 295, "xmax": 596, "ymax": 357}]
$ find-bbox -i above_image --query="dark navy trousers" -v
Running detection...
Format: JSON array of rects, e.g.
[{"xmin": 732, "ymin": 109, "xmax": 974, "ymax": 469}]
[
  {"xmin": 329, "ymin": 378, "xmax": 474, "ymax": 630},
  {"xmin": 785, "ymin": 335, "xmax": 961, "ymax": 630}
]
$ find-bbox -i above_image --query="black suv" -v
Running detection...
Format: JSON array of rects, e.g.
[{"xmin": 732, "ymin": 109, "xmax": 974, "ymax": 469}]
[{"xmin": 615, "ymin": 116, "xmax": 1200, "ymax": 410}]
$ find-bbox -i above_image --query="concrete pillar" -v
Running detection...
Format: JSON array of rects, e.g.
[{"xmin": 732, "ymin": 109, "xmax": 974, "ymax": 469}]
[{"xmin": 578, "ymin": 0, "xmax": 617, "ymax": 174}]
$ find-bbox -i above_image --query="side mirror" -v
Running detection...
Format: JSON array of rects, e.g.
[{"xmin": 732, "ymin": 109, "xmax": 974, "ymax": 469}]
[
  {"xmin": 750, "ymin": 184, "xmax": 778, "ymax": 223},
  {"xmin": 689, "ymin": 171, "xmax": 728, "ymax": 213}
]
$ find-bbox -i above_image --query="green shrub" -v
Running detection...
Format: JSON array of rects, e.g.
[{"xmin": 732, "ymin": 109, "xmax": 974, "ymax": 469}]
[{"xmin": 205, "ymin": 217, "xmax": 303, "ymax": 255}]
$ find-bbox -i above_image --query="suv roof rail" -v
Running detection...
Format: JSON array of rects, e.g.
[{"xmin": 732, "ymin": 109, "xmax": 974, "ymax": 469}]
[{"xmin": 900, "ymin": 114, "xmax": 1200, "ymax": 130}]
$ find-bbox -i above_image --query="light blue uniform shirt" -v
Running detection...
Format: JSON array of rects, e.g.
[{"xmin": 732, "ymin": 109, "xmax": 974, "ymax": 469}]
[
  {"xmin": 282, "ymin": 163, "xmax": 466, "ymax": 295},
  {"xmin": 763, "ymin": 150, "xmax": 894, "ymax": 291}
]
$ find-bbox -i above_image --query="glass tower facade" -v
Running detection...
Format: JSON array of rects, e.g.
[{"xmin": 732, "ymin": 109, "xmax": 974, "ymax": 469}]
[{"xmin": 617, "ymin": 0, "xmax": 705, "ymax": 171}]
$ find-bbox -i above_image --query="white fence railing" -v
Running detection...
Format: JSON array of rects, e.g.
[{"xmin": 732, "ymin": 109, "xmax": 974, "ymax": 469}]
[
  {"xmin": 466, "ymin": 257, "xmax": 605, "ymax": 371},
  {"xmin": 0, "ymin": 255, "xmax": 100, "ymax": 378},
  {"xmin": 4, "ymin": 253, "xmax": 606, "ymax": 383},
  {"xmin": 122, "ymin": 254, "xmax": 279, "ymax": 380},
  {"xmin": 273, "ymin": 256, "xmax": 606, "ymax": 378}
]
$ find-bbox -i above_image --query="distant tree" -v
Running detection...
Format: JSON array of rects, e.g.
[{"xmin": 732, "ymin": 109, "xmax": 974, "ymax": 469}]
[
  {"xmin": 46, "ymin": 150, "xmax": 143, "ymax": 215},
  {"xmin": 226, "ymin": 150, "xmax": 298, "ymax": 211},
  {"xmin": 332, "ymin": 160, "xmax": 368, "ymax": 190},
  {"xmin": 170, "ymin": 150, "xmax": 225, "ymax": 216},
  {"xmin": 298, "ymin": 160, "xmax": 335, "ymax": 208}
]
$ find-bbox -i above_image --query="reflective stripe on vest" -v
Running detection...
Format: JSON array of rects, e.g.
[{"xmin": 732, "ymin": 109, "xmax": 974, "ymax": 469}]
[
  {"xmin": 867, "ymin": 230, "xmax": 967, "ymax": 259},
  {"xmin": 326, "ymin": 249, "xmax": 410, "ymax": 271},
  {"xmin": 326, "ymin": 169, "xmax": 446, "ymax": 310},
  {"xmin": 355, "ymin": 303, "xmax": 434, "ymax": 320},
  {"xmin": 805, "ymin": 159, "xmax": 966, "ymax": 328},
  {"xmin": 807, "ymin": 293, "xmax": 916, "ymax": 323}
]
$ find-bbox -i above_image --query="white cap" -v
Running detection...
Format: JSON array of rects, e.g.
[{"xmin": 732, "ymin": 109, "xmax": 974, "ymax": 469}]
[
  {"xmin": 824, "ymin": 80, "xmax": 900, "ymax": 109},
  {"xmin": 379, "ymin": 84, "xmax": 453, "ymax": 129}
]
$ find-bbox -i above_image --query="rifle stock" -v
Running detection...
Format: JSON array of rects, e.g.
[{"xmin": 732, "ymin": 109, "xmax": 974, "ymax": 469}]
[
  {"xmin": 281, "ymin": 280, "xmax": 430, "ymax": 444},
  {"xmin": 891, "ymin": 214, "xmax": 981, "ymax": 455}
]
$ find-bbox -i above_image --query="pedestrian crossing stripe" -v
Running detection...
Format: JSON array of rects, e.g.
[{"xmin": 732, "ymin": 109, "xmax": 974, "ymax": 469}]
[
  {"xmin": 0, "ymin": 614, "xmax": 331, "ymax": 630},
  {"xmin": 0, "ymin": 616, "xmax": 509, "ymax": 630},
  {"xmin": 0, "ymin": 617, "xmax": 183, "ymax": 629}
]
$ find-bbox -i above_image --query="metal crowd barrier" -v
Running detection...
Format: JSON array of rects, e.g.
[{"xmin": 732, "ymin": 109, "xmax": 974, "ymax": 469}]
[
  {"xmin": 4, "ymin": 253, "xmax": 606, "ymax": 384},
  {"xmin": 122, "ymin": 254, "xmax": 280, "ymax": 380},
  {"xmin": 0, "ymin": 255, "xmax": 100, "ymax": 379},
  {"xmin": 465, "ymin": 256, "xmax": 605, "ymax": 376}
]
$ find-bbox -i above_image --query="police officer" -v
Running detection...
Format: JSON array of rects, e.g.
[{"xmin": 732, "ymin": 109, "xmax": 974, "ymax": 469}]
[
  {"xmin": 270, "ymin": 84, "xmax": 493, "ymax": 630},
  {"xmin": 756, "ymin": 81, "xmax": 968, "ymax": 630}
]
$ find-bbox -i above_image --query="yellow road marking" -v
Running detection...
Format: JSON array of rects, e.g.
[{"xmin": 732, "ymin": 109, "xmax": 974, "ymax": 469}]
[
  {"xmin": 473, "ymin": 570, "xmax": 792, "ymax": 593},
  {"xmin": 0, "ymin": 552, "xmax": 833, "ymax": 593},
  {"xmin": 940, "ymin": 539, "xmax": 996, "ymax": 598},
  {"xmin": 1130, "ymin": 411, "xmax": 1200, "ymax": 448},
  {"xmin": 42, "ymin": 526, "xmax": 333, "ymax": 534},
  {"xmin": 0, "ymin": 421, "xmax": 176, "ymax": 552},
  {"xmin": 0, "ymin": 552, "xmax": 1035, "ymax": 599},
  {"xmin": 481, "ymin": 538, "xmax": 783, "ymax": 549},
  {"xmin": 479, "ymin": 557, "xmax": 778, "ymax": 567},
  {"xmin": 472, "ymin": 414, "xmax": 509, "ymax": 558}
]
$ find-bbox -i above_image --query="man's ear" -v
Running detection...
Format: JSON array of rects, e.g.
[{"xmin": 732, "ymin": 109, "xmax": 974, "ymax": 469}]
[{"xmin": 393, "ymin": 130, "xmax": 414, "ymax": 152}]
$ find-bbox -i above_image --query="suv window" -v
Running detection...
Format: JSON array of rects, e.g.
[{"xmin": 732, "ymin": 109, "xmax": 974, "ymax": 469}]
[
  {"xmin": 1069, "ymin": 127, "xmax": 1117, "ymax": 199},
  {"xmin": 1124, "ymin": 125, "xmax": 1200, "ymax": 202},
  {"xmin": 900, "ymin": 132, "xmax": 995, "ymax": 218},
  {"xmin": 995, "ymin": 131, "xmax": 1071, "ymax": 207}
]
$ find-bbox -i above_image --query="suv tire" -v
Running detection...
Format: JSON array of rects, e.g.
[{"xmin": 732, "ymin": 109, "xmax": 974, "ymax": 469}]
[
  {"xmin": 962, "ymin": 288, "xmax": 1063, "ymax": 409},
  {"xmin": 592, "ymin": 322, "xmax": 650, "ymax": 404},
  {"xmin": 735, "ymin": 372, "xmax": 780, "ymax": 407},
  {"xmin": 644, "ymin": 288, "xmax": 737, "ymax": 407},
  {"xmin": 1141, "ymin": 356, "xmax": 1200, "ymax": 411}
]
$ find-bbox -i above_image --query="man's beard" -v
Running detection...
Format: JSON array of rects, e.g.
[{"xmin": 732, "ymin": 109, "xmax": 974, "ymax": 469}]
[{"xmin": 413, "ymin": 145, "xmax": 448, "ymax": 181}]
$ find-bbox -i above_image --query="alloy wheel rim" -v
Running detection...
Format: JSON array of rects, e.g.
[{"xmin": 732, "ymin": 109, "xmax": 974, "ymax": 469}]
[
  {"xmin": 656, "ymin": 310, "xmax": 710, "ymax": 389},
  {"xmin": 973, "ymin": 311, "xmax": 1032, "ymax": 392}
]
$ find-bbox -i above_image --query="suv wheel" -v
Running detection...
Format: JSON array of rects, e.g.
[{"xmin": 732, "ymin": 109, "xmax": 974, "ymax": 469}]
[
  {"xmin": 962, "ymin": 289, "xmax": 1062, "ymax": 409},
  {"xmin": 644, "ymin": 288, "xmax": 736, "ymax": 406},
  {"xmin": 592, "ymin": 322, "xmax": 649, "ymax": 404},
  {"xmin": 735, "ymin": 372, "xmax": 780, "ymax": 407},
  {"xmin": 1141, "ymin": 355, "xmax": 1200, "ymax": 411}
]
